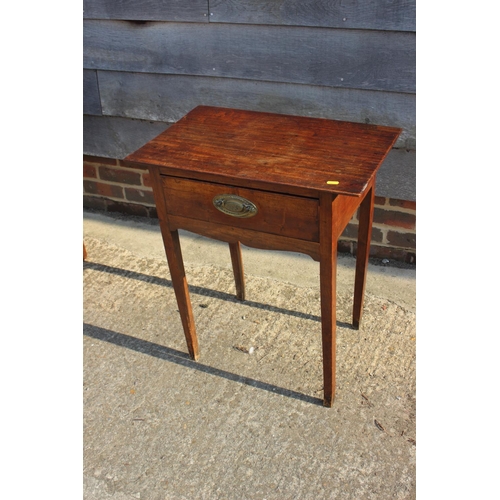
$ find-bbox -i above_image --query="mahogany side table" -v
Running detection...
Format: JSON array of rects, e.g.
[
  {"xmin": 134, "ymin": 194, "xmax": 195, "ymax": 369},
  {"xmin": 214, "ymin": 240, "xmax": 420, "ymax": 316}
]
[{"xmin": 124, "ymin": 106, "xmax": 400, "ymax": 407}]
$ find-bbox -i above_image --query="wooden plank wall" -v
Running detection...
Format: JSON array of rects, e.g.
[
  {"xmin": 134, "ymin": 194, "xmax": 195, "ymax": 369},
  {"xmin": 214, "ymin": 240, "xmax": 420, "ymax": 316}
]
[{"xmin": 83, "ymin": 0, "xmax": 416, "ymax": 201}]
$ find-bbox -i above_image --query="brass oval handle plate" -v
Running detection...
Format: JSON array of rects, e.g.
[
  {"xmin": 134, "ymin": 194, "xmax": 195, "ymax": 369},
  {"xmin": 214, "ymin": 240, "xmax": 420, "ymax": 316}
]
[{"xmin": 213, "ymin": 194, "xmax": 258, "ymax": 218}]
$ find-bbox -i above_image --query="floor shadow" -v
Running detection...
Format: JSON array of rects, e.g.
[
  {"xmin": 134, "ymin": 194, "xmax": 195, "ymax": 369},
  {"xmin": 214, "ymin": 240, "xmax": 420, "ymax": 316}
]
[
  {"xmin": 84, "ymin": 323, "xmax": 324, "ymax": 406},
  {"xmin": 84, "ymin": 261, "xmax": 354, "ymax": 329}
]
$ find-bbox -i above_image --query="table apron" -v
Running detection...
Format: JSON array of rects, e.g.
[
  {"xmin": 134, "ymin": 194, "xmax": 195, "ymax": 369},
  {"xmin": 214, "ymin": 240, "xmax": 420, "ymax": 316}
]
[
  {"xmin": 161, "ymin": 175, "xmax": 320, "ymax": 242},
  {"xmin": 167, "ymin": 213, "xmax": 321, "ymax": 262}
]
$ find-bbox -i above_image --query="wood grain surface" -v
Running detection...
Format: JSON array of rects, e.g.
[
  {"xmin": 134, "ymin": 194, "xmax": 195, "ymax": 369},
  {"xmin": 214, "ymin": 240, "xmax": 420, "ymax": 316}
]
[
  {"xmin": 209, "ymin": 0, "xmax": 416, "ymax": 32},
  {"xmin": 125, "ymin": 106, "xmax": 401, "ymax": 197},
  {"xmin": 96, "ymin": 71, "xmax": 415, "ymax": 149},
  {"xmin": 162, "ymin": 176, "xmax": 320, "ymax": 242},
  {"xmin": 83, "ymin": 0, "xmax": 209, "ymax": 22},
  {"xmin": 84, "ymin": 21, "xmax": 415, "ymax": 93}
]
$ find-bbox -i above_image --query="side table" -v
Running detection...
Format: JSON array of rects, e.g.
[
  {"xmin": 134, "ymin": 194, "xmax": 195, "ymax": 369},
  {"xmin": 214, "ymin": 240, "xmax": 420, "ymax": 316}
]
[{"xmin": 125, "ymin": 106, "xmax": 400, "ymax": 406}]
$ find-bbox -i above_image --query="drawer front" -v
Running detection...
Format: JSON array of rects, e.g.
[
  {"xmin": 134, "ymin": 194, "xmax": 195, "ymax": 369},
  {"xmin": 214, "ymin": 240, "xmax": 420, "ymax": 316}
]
[{"xmin": 161, "ymin": 176, "xmax": 319, "ymax": 242}]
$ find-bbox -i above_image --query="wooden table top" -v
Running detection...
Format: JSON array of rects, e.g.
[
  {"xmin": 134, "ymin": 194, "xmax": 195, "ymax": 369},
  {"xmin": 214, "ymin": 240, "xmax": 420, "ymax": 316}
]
[{"xmin": 125, "ymin": 106, "xmax": 401, "ymax": 198}]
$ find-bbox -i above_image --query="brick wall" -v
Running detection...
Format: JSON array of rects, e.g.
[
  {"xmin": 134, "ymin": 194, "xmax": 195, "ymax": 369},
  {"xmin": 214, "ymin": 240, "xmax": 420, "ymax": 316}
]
[
  {"xmin": 83, "ymin": 156, "xmax": 416, "ymax": 264},
  {"xmin": 83, "ymin": 156, "xmax": 157, "ymax": 218},
  {"xmin": 339, "ymin": 197, "xmax": 416, "ymax": 264}
]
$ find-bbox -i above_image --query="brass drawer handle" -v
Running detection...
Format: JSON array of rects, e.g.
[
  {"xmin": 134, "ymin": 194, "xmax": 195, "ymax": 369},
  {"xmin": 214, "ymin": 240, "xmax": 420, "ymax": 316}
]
[{"xmin": 213, "ymin": 194, "xmax": 258, "ymax": 218}]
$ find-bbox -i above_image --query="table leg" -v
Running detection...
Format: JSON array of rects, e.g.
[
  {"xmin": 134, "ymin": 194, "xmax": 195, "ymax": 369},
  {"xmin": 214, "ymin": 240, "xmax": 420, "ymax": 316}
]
[
  {"xmin": 160, "ymin": 226, "xmax": 200, "ymax": 360},
  {"xmin": 319, "ymin": 193, "xmax": 337, "ymax": 407},
  {"xmin": 229, "ymin": 242, "xmax": 245, "ymax": 301},
  {"xmin": 353, "ymin": 183, "xmax": 375, "ymax": 329}
]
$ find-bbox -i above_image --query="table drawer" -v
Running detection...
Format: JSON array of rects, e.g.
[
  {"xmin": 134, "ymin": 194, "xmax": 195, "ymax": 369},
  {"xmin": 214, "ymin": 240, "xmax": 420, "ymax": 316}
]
[{"xmin": 161, "ymin": 176, "xmax": 319, "ymax": 242}]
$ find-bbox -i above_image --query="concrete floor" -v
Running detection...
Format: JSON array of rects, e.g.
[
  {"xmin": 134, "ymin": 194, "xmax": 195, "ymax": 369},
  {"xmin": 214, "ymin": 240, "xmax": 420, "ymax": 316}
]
[{"xmin": 83, "ymin": 209, "xmax": 416, "ymax": 499}]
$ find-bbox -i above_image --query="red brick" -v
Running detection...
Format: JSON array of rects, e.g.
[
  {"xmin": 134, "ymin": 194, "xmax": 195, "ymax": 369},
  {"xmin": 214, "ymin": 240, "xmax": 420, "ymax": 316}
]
[
  {"xmin": 370, "ymin": 245, "xmax": 397, "ymax": 259},
  {"xmin": 367, "ymin": 244, "xmax": 415, "ymax": 263},
  {"xmin": 374, "ymin": 208, "xmax": 415, "ymax": 230},
  {"xmin": 337, "ymin": 240, "xmax": 352, "ymax": 254},
  {"xmin": 334, "ymin": 240, "xmax": 417, "ymax": 263},
  {"xmin": 83, "ymin": 180, "xmax": 124, "ymax": 199},
  {"xmin": 117, "ymin": 159, "xmax": 148, "ymax": 170},
  {"xmin": 341, "ymin": 223, "xmax": 384, "ymax": 243},
  {"xmin": 371, "ymin": 227, "xmax": 384, "ymax": 243},
  {"xmin": 142, "ymin": 172, "xmax": 153, "ymax": 187},
  {"xmin": 83, "ymin": 196, "xmax": 159, "ymax": 219},
  {"xmin": 99, "ymin": 166, "xmax": 142, "ymax": 185},
  {"xmin": 386, "ymin": 230, "xmax": 416, "ymax": 249},
  {"xmin": 388, "ymin": 199, "xmax": 416, "ymax": 211},
  {"xmin": 405, "ymin": 252, "xmax": 416, "ymax": 264},
  {"xmin": 352, "ymin": 198, "xmax": 385, "ymax": 221},
  {"xmin": 124, "ymin": 187, "xmax": 155, "ymax": 205},
  {"xmin": 148, "ymin": 206, "xmax": 158, "ymax": 219},
  {"xmin": 107, "ymin": 200, "xmax": 150, "ymax": 217},
  {"xmin": 83, "ymin": 195, "xmax": 108, "ymax": 211},
  {"xmin": 83, "ymin": 155, "xmax": 117, "ymax": 166},
  {"xmin": 83, "ymin": 163, "xmax": 97, "ymax": 178},
  {"xmin": 341, "ymin": 222, "xmax": 358, "ymax": 239}
]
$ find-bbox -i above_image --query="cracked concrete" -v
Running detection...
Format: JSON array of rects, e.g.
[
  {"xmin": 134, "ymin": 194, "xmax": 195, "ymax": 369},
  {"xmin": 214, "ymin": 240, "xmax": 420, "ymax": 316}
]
[{"xmin": 83, "ymin": 209, "xmax": 416, "ymax": 499}]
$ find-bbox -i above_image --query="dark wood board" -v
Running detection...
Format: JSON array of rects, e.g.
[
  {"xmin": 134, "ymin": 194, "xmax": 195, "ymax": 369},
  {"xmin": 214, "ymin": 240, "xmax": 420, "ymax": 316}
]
[
  {"xmin": 97, "ymin": 71, "xmax": 415, "ymax": 149},
  {"xmin": 83, "ymin": 21, "xmax": 415, "ymax": 93},
  {"xmin": 376, "ymin": 149, "xmax": 415, "ymax": 201},
  {"xmin": 83, "ymin": 70, "xmax": 101, "ymax": 115},
  {"xmin": 83, "ymin": 115, "xmax": 169, "ymax": 159},
  {"xmin": 83, "ymin": 0, "xmax": 209, "ymax": 22},
  {"xmin": 209, "ymin": 0, "xmax": 416, "ymax": 32}
]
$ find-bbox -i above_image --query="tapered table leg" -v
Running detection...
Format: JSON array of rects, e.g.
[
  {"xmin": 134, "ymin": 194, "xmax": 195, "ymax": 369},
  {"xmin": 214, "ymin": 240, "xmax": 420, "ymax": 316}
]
[
  {"xmin": 320, "ymin": 249, "xmax": 337, "ymax": 407},
  {"xmin": 229, "ymin": 242, "xmax": 245, "ymax": 301},
  {"xmin": 353, "ymin": 182, "xmax": 375, "ymax": 329},
  {"xmin": 319, "ymin": 193, "xmax": 337, "ymax": 407},
  {"xmin": 160, "ymin": 225, "xmax": 199, "ymax": 360}
]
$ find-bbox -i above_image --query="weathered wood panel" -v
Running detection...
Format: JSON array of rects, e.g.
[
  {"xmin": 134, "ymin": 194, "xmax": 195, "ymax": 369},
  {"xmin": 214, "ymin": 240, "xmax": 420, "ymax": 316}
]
[
  {"xmin": 83, "ymin": 115, "xmax": 169, "ymax": 159},
  {"xmin": 377, "ymin": 149, "xmax": 415, "ymax": 201},
  {"xmin": 83, "ymin": 21, "xmax": 415, "ymax": 93},
  {"xmin": 210, "ymin": 0, "xmax": 416, "ymax": 32},
  {"xmin": 97, "ymin": 71, "xmax": 415, "ymax": 149},
  {"xmin": 83, "ymin": 70, "xmax": 101, "ymax": 115},
  {"xmin": 83, "ymin": 0, "xmax": 208, "ymax": 22}
]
